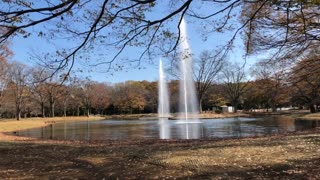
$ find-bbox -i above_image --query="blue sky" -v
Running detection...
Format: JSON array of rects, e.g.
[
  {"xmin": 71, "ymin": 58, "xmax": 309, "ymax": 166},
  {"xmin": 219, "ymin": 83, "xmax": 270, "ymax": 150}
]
[
  {"xmin": 11, "ymin": 20, "xmax": 254, "ymax": 83},
  {"xmin": 9, "ymin": 1, "xmax": 257, "ymax": 83}
]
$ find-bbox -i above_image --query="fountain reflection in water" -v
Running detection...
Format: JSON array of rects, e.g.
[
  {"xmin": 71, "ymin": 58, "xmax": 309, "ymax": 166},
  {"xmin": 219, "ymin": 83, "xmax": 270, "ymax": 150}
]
[{"xmin": 158, "ymin": 59, "xmax": 171, "ymax": 139}]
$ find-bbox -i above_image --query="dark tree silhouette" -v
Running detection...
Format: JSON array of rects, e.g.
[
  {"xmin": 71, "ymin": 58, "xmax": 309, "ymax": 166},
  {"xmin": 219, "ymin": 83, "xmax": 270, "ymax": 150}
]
[{"xmin": 0, "ymin": 0, "xmax": 276, "ymax": 75}]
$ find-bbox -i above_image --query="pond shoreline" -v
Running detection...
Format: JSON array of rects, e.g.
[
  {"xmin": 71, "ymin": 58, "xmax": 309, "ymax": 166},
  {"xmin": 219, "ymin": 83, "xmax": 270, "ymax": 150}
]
[
  {"xmin": 1, "ymin": 122, "xmax": 319, "ymax": 143},
  {"xmin": 0, "ymin": 111, "xmax": 318, "ymax": 141},
  {"xmin": 0, "ymin": 113, "xmax": 250, "ymax": 134},
  {"xmin": 0, "ymin": 126, "xmax": 319, "ymax": 179},
  {"xmin": 0, "ymin": 112, "xmax": 320, "ymax": 179},
  {"xmin": 106, "ymin": 112, "xmax": 250, "ymax": 120}
]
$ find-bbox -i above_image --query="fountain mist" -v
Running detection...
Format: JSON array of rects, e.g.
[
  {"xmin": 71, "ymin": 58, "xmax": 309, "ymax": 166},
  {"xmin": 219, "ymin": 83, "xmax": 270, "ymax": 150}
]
[
  {"xmin": 157, "ymin": 19, "xmax": 201, "ymax": 139},
  {"xmin": 178, "ymin": 18, "xmax": 201, "ymax": 139},
  {"xmin": 178, "ymin": 18, "xmax": 200, "ymax": 118},
  {"xmin": 158, "ymin": 59, "xmax": 170, "ymax": 139}
]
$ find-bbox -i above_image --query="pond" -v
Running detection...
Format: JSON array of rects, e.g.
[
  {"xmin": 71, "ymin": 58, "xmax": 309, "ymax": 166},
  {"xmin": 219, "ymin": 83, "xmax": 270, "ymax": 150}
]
[{"xmin": 12, "ymin": 116, "xmax": 320, "ymax": 140}]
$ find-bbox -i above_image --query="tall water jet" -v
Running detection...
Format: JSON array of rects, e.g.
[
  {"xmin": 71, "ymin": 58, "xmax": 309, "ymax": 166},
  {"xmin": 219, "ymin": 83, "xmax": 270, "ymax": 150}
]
[
  {"xmin": 178, "ymin": 18, "xmax": 201, "ymax": 139},
  {"xmin": 158, "ymin": 59, "xmax": 170, "ymax": 139}
]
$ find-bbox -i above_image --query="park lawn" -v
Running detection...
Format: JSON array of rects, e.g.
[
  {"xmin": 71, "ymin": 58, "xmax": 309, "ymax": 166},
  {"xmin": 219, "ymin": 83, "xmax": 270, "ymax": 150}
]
[
  {"xmin": 109, "ymin": 112, "xmax": 249, "ymax": 120},
  {"xmin": 0, "ymin": 116, "xmax": 105, "ymax": 133},
  {"xmin": 0, "ymin": 129, "xmax": 319, "ymax": 179},
  {"xmin": 198, "ymin": 112, "xmax": 249, "ymax": 119},
  {"xmin": 297, "ymin": 112, "xmax": 320, "ymax": 120}
]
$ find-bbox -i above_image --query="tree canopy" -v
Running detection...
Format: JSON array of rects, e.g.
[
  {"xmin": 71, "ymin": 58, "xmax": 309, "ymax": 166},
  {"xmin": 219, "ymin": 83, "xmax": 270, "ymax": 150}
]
[{"xmin": 2, "ymin": 0, "xmax": 319, "ymax": 75}]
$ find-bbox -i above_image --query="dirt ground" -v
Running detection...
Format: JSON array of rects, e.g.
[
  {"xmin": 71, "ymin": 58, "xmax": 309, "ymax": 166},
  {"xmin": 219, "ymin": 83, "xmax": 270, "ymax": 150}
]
[{"xmin": 0, "ymin": 128, "xmax": 319, "ymax": 179}]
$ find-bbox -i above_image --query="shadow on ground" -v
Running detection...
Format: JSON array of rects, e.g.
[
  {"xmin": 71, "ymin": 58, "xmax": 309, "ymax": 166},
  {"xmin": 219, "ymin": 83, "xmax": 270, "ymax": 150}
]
[{"xmin": 0, "ymin": 130, "xmax": 320, "ymax": 179}]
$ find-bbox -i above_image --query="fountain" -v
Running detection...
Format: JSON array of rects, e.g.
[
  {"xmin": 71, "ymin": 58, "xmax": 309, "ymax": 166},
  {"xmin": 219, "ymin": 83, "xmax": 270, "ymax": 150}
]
[
  {"xmin": 178, "ymin": 18, "xmax": 200, "ymax": 120},
  {"xmin": 158, "ymin": 59, "xmax": 170, "ymax": 139},
  {"xmin": 158, "ymin": 18, "xmax": 201, "ymax": 139},
  {"xmin": 177, "ymin": 18, "xmax": 201, "ymax": 139}
]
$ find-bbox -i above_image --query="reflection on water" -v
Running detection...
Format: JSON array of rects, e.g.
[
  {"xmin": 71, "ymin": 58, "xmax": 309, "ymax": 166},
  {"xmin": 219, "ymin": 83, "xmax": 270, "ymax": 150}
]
[
  {"xmin": 13, "ymin": 117, "xmax": 320, "ymax": 140},
  {"xmin": 159, "ymin": 118, "xmax": 170, "ymax": 139},
  {"xmin": 175, "ymin": 122, "xmax": 202, "ymax": 139}
]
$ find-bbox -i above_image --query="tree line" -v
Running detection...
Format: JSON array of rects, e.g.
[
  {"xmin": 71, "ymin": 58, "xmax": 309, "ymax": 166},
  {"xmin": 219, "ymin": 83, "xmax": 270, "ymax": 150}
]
[
  {"xmin": 1, "ymin": 0, "xmax": 320, "ymax": 120},
  {"xmin": 0, "ymin": 62, "xmax": 158, "ymax": 119},
  {"xmin": 1, "ymin": 49, "xmax": 319, "ymax": 120}
]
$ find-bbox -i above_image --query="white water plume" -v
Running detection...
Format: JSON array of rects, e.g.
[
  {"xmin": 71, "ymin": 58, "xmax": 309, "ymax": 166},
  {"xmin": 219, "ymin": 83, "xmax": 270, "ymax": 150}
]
[
  {"xmin": 178, "ymin": 18, "xmax": 201, "ymax": 139},
  {"xmin": 158, "ymin": 58, "xmax": 170, "ymax": 139}
]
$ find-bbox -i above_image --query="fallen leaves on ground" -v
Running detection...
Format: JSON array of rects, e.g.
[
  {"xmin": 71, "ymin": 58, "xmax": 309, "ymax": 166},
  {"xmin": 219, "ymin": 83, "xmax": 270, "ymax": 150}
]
[{"xmin": 0, "ymin": 129, "xmax": 319, "ymax": 179}]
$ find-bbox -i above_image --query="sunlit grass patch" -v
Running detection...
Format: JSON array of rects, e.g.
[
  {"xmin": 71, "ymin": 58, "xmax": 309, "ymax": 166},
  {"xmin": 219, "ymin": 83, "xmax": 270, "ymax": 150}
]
[{"xmin": 0, "ymin": 116, "xmax": 105, "ymax": 133}]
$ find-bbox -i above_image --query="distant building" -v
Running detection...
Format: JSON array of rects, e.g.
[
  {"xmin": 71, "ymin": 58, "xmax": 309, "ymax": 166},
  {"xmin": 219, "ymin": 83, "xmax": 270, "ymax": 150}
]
[{"xmin": 221, "ymin": 105, "xmax": 234, "ymax": 113}]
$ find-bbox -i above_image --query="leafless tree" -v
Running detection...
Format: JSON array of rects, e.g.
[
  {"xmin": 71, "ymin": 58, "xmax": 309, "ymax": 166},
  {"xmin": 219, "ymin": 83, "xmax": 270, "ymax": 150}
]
[
  {"xmin": 194, "ymin": 50, "xmax": 225, "ymax": 112},
  {"xmin": 167, "ymin": 49, "xmax": 225, "ymax": 112},
  {"xmin": 79, "ymin": 80, "xmax": 94, "ymax": 117},
  {"xmin": 43, "ymin": 73, "xmax": 64, "ymax": 117},
  {"xmin": 6, "ymin": 62, "xmax": 30, "ymax": 120},
  {"xmin": 29, "ymin": 68, "xmax": 49, "ymax": 117},
  {"xmin": 60, "ymin": 78, "xmax": 74, "ymax": 117},
  {"xmin": 222, "ymin": 62, "xmax": 247, "ymax": 113}
]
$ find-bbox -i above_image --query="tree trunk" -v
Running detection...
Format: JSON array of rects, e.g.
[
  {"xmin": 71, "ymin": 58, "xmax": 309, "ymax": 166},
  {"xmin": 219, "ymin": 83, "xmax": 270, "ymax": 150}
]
[
  {"xmin": 233, "ymin": 102, "xmax": 238, "ymax": 113},
  {"xmin": 41, "ymin": 102, "xmax": 45, "ymax": 118},
  {"xmin": 63, "ymin": 107, "xmax": 67, "ymax": 117},
  {"xmin": 310, "ymin": 104, "xmax": 317, "ymax": 113},
  {"xmin": 99, "ymin": 109, "xmax": 105, "ymax": 115},
  {"xmin": 76, "ymin": 106, "xmax": 80, "ymax": 116},
  {"xmin": 271, "ymin": 104, "xmax": 277, "ymax": 112},
  {"xmin": 50, "ymin": 102, "xmax": 55, "ymax": 117},
  {"xmin": 199, "ymin": 98, "xmax": 203, "ymax": 114},
  {"xmin": 16, "ymin": 112, "xmax": 21, "ymax": 121},
  {"xmin": 16, "ymin": 110, "xmax": 21, "ymax": 120},
  {"xmin": 86, "ymin": 107, "xmax": 90, "ymax": 117},
  {"xmin": 63, "ymin": 101, "xmax": 67, "ymax": 117},
  {"xmin": 16, "ymin": 102, "xmax": 21, "ymax": 120}
]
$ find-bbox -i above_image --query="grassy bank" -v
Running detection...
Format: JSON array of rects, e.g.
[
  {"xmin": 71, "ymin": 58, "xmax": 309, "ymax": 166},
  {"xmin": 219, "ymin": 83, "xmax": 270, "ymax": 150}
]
[
  {"xmin": 198, "ymin": 112, "xmax": 249, "ymax": 119},
  {"xmin": 296, "ymin": 112, "xmax": 320, "ymax": 120},
  {"xmin": 108, "ymin": 112, "xmax": 249, "ymax": 120},
  {"xmin": 0, "ymin": 116, "xmax": 105, "ymax": 133}
]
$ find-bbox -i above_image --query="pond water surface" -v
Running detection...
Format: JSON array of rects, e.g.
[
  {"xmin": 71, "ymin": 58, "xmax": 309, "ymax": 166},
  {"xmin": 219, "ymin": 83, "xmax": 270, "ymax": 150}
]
[{"xmin": 13, "ymin": 116, "xmax": 320, "ymax": 140}]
